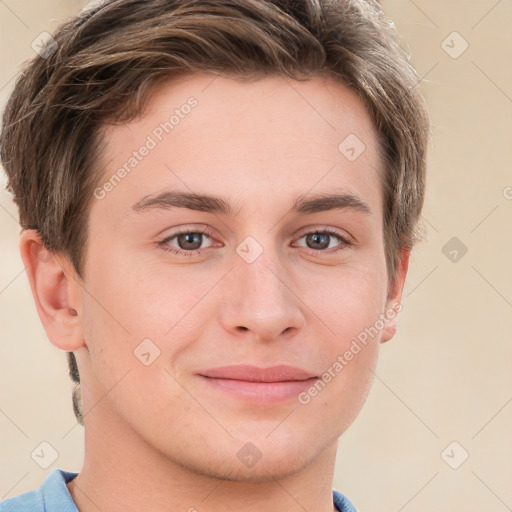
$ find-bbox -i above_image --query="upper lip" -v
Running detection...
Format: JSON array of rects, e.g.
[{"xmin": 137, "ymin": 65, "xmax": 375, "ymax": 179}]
[{"xmin": 198, "ymin": 365, "xmax": 318, "ymax": 383}]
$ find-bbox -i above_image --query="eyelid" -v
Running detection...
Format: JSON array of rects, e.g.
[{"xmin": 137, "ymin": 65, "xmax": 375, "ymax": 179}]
[
  {"xmin": 294, "ymin": 224, "xmax": 354, "ymax": 243},
  {"xmin": 158, "ymin": 224, "xmax": 216, "ymax": 242}
]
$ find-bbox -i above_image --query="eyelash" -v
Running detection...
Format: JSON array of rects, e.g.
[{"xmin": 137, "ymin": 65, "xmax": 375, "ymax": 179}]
[{"xmin": 158, "ymin": 227, "xmax": 352, "ymax": 257}]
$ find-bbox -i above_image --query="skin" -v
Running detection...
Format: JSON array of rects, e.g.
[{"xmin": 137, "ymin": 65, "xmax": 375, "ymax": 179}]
[{"xmin": 20, "ymin": 72, "xmax": 409, "ymax": 512}]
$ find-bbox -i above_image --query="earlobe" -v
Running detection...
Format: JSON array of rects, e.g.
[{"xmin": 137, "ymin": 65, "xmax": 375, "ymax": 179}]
[
  {"xmin": 19, "ymin": 229, "xmax": 85, "ymax": 352},
  {"xmin": 380, "ymin": 247, "xmax": 411, "ymax": 344}
]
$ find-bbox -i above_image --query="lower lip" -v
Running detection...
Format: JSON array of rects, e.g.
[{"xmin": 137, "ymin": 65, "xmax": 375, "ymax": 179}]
[{"xmin": 198, "ymin": 375, "xmax": 319, "ymax": 405}]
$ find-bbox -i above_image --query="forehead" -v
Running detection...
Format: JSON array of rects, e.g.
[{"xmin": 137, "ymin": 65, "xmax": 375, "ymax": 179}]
[{"xmin": 95, "ymin": 72, "xmax": 384, "ymax": 222}]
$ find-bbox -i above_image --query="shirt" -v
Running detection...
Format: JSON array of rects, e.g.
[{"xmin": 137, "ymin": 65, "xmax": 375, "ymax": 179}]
[{"xmin": 0, "ymin": 468, "xmax": 357, "ymax": 511}]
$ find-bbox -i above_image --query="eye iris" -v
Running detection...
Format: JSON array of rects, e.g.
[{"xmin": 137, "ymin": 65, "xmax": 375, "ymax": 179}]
[
  {"xmin": 307, "ymin": 233, "xmax": 330, "ymax": 250},
  {"xmin": 178, "ymin": 232, "xmax": 202, "ymax": 250}
]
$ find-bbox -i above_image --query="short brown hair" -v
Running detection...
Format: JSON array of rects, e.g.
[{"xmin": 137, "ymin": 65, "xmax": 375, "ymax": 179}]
[{"xmin": 0, "ymin": 0, "xmax": 430, "ymax": 426}]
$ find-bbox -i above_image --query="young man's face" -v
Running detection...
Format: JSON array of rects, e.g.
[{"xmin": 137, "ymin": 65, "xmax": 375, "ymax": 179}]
[{"xmin": 69, "ymin": 72, "xmax": 407, "ymax": 480}]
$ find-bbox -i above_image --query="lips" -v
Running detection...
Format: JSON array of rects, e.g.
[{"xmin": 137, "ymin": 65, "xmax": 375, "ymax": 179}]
[
  {"xmin": 197, "ymin": 365, "xmax": 319, "ymax": 405},
  {"xmin": 198, "ymin": 364, "xmax": 317, "ymax": 382}
]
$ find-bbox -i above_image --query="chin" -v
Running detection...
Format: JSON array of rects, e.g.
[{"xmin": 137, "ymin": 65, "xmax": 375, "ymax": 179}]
[
  {"xmin": 170, "ymin": 432, "xmax": 334, "ymax": 483},
  {"xmin": 190, "ymin": 452, "xmax": 317, "ymax": 483}
]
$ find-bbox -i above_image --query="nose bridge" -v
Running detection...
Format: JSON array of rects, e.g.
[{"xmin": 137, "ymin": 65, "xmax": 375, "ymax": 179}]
[
  {"xmin": 239, "ymin": 245, "xmax": 285, "ymax": 307},
  {"xmin": 220, "ymin": 234, "xmax": 304, "ymax": 341}
]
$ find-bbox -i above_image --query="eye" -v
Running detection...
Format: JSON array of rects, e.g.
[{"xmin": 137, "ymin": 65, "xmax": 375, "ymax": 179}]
[
  {"xmin": 158, "ymin": 228, "xmax": 215, "ymax": 257},
  {"xmin": 157, "ymin": 226, "xmax": 352, "ymax": 258},
  {"xmin": 294, "ymin": 228, "xmax": 352, "ymax": 253}
]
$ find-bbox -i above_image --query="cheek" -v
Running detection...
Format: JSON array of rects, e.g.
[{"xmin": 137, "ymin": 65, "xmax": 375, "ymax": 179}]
[
  {"xmin": 82, "ymin": 245, "xmax": 183, "ymax": 341},
  {"xmin": 305, "ymin": 262, "xmax": 387, "ymax": 340},
  {"xmin": 79, "ymin": 288, "xmax": 184, "ymax": 424},
  {"xmin": 298, "ymin": 291, "xmax": 382, "ymax": 434},
  {"xmin": 298, "ymin": 265, "xmax": 385, "ymax": 401},
  {"xmin": 78, "ymin": 253, "xmax": 208, "ymax": 400}
]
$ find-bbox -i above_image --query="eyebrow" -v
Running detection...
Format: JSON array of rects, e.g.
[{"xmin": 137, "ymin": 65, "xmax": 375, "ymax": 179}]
[{"xmin": 130, "ymin": 189, "xmax": 372, "ymax": 217}]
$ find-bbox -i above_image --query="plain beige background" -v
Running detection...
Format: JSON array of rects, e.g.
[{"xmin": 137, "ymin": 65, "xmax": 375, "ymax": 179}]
[{"xmin": 1, "ymin": 1, "xmax": 511, "ymax": 511}]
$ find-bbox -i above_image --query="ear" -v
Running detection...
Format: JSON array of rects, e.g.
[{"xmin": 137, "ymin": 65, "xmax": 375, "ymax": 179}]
[
  {"xmin": 19, "ymin": 229, "xmax": 85, "ymax": 351},
  {"xmin": 380, "ymin": 247, "xmax": 410, "ymax": 344}
]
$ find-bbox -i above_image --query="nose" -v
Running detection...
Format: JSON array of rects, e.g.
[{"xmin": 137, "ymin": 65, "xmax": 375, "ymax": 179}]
[{"xmin": 218, "ymin": 245, "xmax": 305, "ymax": 342}]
